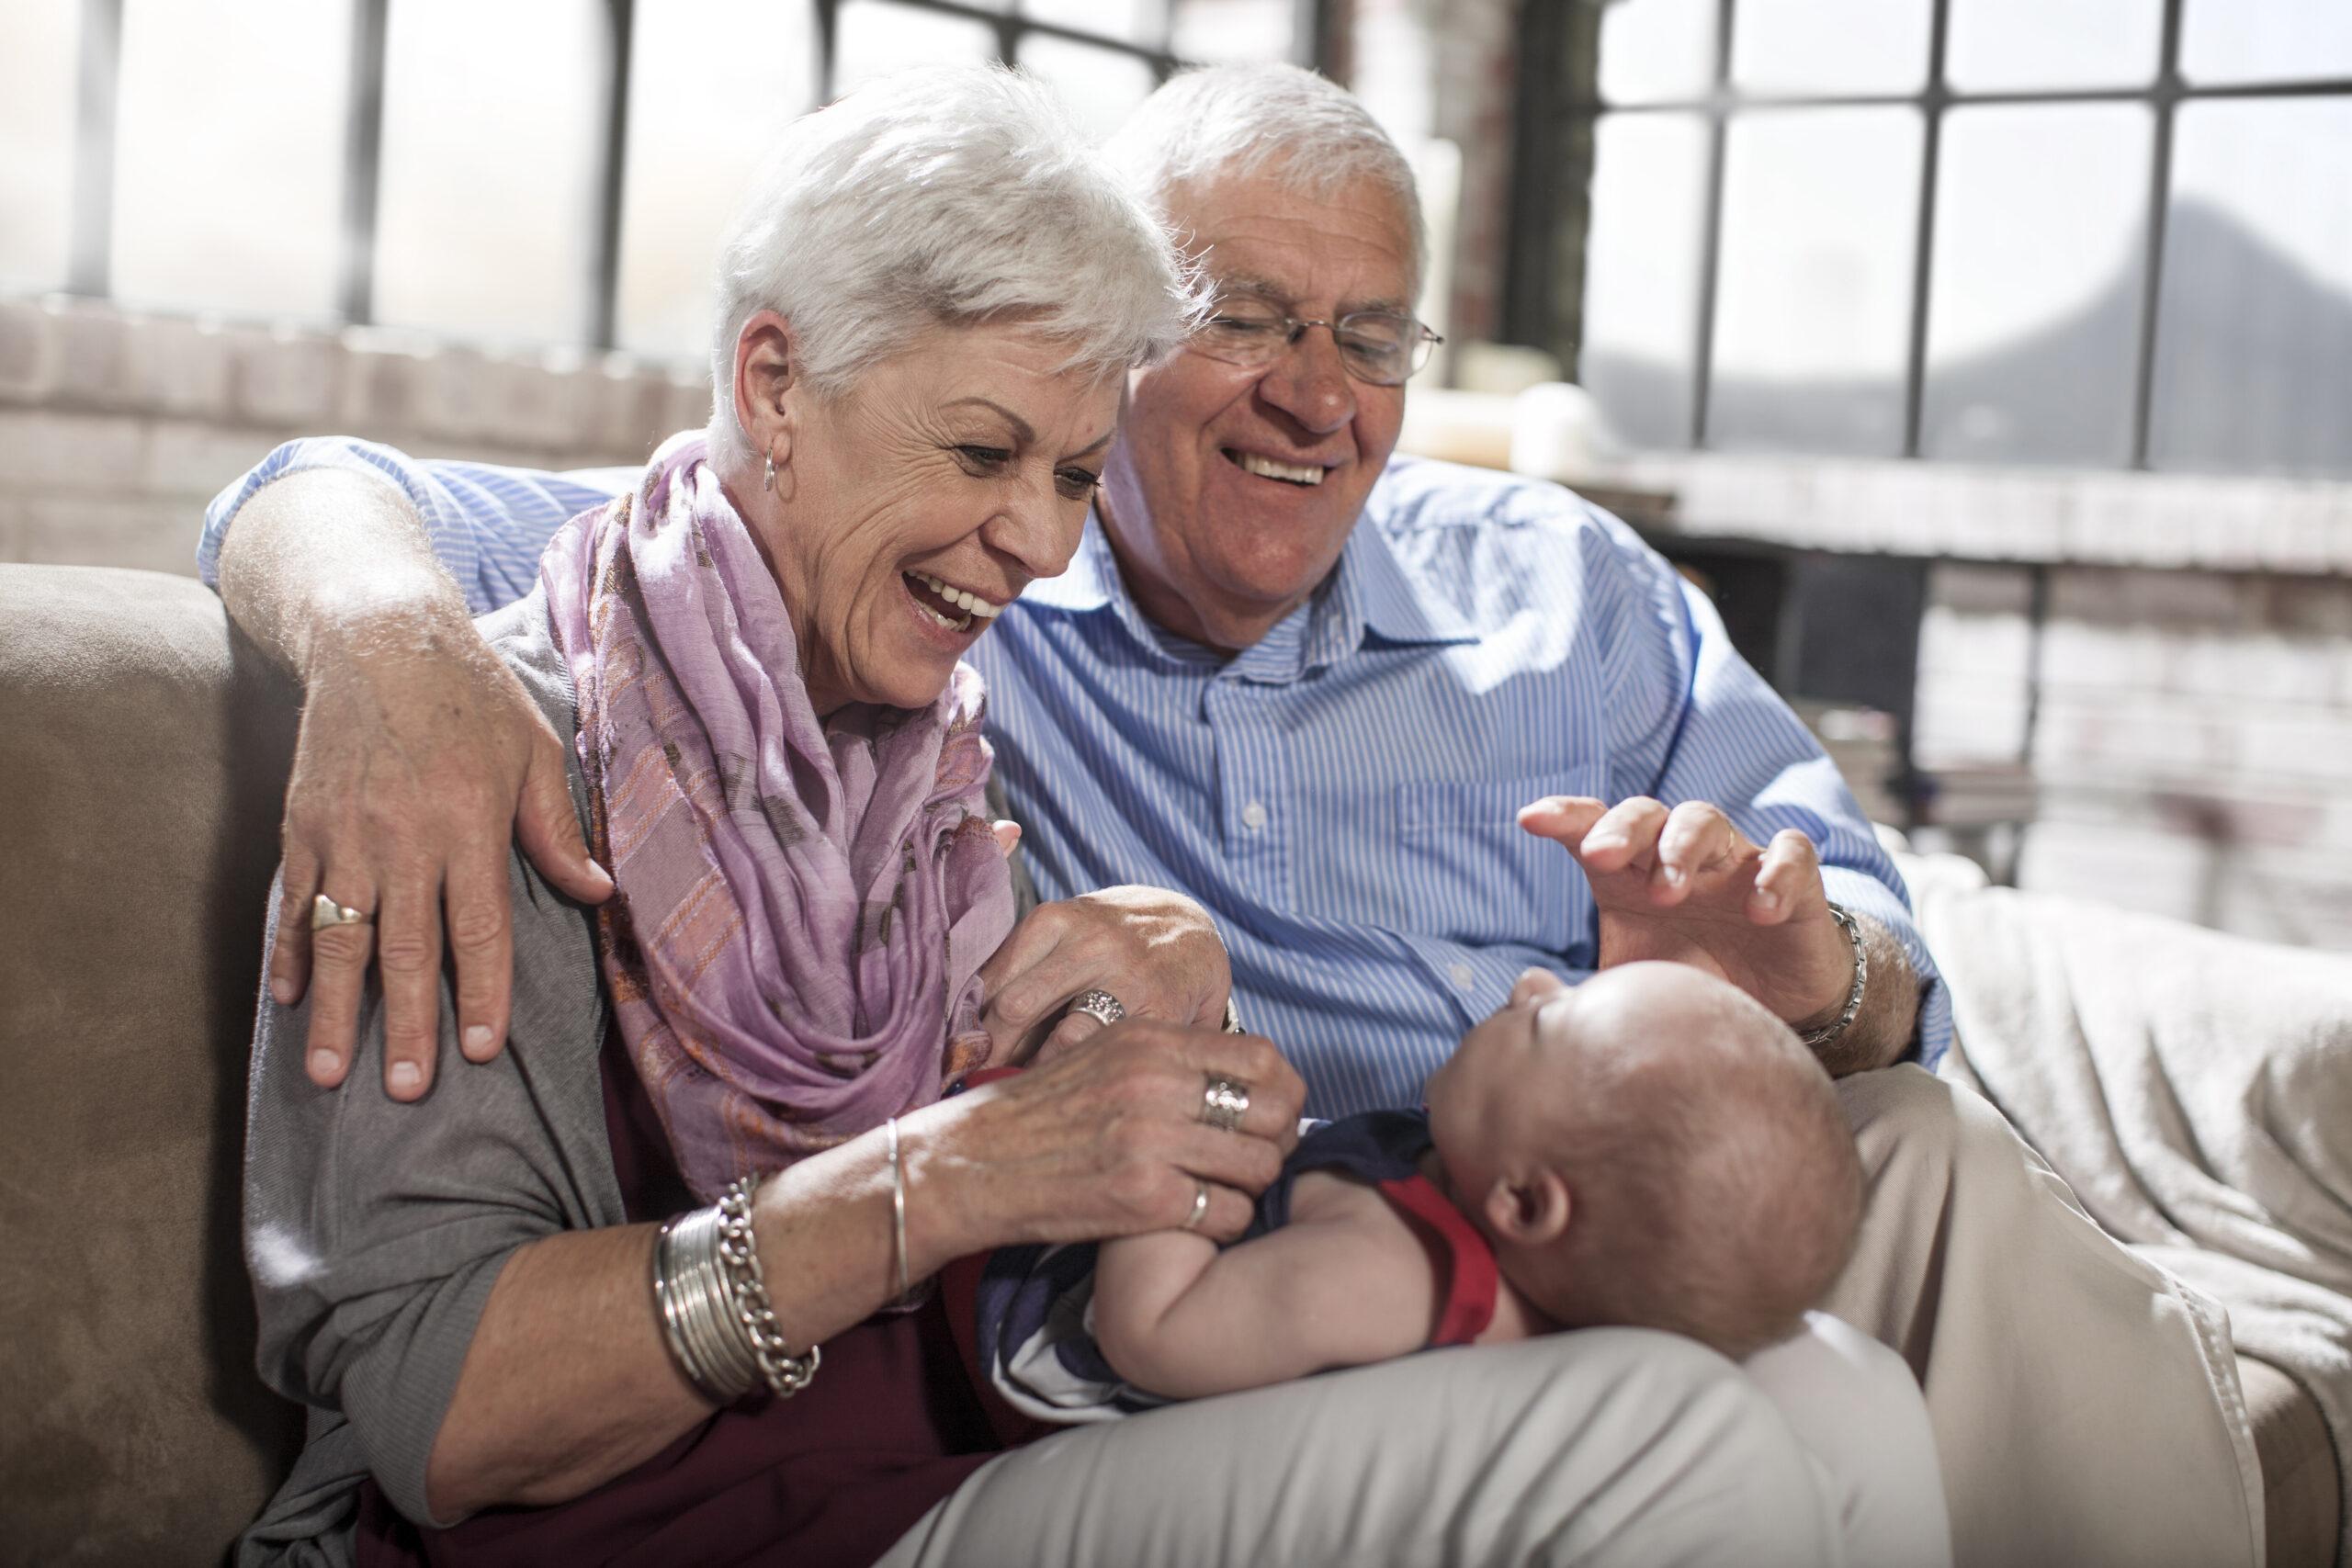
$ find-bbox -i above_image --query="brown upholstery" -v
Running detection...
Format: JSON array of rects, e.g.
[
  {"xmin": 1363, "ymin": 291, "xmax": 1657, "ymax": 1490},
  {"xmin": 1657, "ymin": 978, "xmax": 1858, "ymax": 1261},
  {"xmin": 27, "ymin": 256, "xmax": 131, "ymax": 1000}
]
[
  {"xmin": 0, "ymin": 562, "xmax": 2336, "ymax": 1565},
  {"xmin": 0, "ymin": 565, "xmax": 302, "ymax": 1564},
  {"xmin": 2243, "ymin": 1358, "xmax": 2344, "ymax": 1568}
]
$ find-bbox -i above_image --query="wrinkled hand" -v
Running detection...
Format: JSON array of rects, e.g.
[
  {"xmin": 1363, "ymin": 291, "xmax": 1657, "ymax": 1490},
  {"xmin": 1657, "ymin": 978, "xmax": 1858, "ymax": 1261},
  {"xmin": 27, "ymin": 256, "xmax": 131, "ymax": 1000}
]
[
  {"xmin": 1518, "ymin": 795, "xmax": 1852, "ymax": 1031},
  {"xmin": 978, "ymin": 885, "xmax": 1233, "ymax": 1066},
  {"xmin": 916, "ymin": 1021, "xmax": 1306, "ymax": 1250},
  {"xmin": 275, "ymin": 609, "xmax": 613, "ymax": 1099}
]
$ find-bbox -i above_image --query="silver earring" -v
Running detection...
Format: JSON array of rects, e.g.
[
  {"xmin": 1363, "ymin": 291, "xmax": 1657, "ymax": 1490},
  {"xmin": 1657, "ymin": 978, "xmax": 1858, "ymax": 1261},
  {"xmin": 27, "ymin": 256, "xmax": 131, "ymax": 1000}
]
[{"xmin": 763, "ymin": 452, "xmax": 775, "ymax": 491}]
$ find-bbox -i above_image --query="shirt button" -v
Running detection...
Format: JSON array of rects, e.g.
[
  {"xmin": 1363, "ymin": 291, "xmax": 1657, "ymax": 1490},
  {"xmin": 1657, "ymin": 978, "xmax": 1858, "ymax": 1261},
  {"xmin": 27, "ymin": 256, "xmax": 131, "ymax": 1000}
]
[
  {"xmin": 1241, "ymin": 801, "xmax": 1269, "ymax": 830},
  {"xmin": 1450, "ymin": 963, "xmax": 1476, "ymax": 990}
]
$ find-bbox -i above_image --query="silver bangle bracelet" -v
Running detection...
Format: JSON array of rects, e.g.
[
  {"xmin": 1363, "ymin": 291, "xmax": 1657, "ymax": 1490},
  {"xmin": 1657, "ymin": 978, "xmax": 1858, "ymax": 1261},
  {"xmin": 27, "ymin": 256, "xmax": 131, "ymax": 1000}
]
[
  {"xmin": 652, "ymin": 1179, "xmax": 821, "ymax": 1404},
  {"xmin": 653, "ymin": 1204, "xmax": 760, "ymax": 1404},
  {"xmin": 887, "ymin": 1117, "xmax": 912, "ymax": 1305}
]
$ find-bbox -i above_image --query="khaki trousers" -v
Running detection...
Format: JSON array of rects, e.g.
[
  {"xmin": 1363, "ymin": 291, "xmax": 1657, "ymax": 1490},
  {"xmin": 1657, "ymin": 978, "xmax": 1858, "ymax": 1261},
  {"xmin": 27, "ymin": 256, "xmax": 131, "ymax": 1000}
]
[
  {"xmin": 1825, "ymin": 1066, "xmax": 2266, "ymax": 1568},
  {"xmin": 878, "ymin": 1314, "xmax": 1949, "ymax": 1568}
]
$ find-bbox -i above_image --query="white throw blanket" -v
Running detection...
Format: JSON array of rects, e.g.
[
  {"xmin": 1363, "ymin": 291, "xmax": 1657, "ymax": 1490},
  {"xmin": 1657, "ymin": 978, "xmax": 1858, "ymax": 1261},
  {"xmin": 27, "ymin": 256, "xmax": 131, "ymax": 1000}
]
[{"xmin": 1905, "ymin": 849, "xmax": 2352, "ymax": 1568}]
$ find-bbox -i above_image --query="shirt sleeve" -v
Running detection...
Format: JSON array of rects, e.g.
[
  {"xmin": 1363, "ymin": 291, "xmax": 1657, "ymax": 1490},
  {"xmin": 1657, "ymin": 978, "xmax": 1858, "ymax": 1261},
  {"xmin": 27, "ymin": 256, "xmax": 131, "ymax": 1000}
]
[
  {"xmin": 1589, "ymin": 509, "xmax": 1953, "ymax": 1070},
  {"xmin": 198, "ymin": 437, "xmax": 629, "ymax": 617}
]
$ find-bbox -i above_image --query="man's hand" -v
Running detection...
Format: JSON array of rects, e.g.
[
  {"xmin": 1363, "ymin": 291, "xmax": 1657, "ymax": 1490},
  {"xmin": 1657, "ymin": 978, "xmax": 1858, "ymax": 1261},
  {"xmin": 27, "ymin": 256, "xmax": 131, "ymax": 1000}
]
[
  {"xmin": 274, "ymin": 605, "xmax": 614, "ymax": 1099},
  {"xmin": 1517, "ymin": 795, "xmax": 1857, "ymax": 1033},
  {"xmin": 977, "ymin": 886, "xmax": 1233, "ymax": 1066}
]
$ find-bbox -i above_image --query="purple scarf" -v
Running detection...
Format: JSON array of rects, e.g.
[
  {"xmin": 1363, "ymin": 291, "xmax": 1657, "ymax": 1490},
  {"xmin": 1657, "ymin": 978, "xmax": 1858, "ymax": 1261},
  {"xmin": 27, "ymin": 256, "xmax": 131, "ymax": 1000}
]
[{"xmin": 541, "ymin": 433, "xmax": 1016, "ymax": 1201}]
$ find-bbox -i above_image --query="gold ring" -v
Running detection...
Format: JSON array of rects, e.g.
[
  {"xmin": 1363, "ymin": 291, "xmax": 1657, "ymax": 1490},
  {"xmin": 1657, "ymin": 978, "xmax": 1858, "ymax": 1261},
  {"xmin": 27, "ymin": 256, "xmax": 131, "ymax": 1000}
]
[
  {"xmin": 310, "ymin": 894, "xmax": 371, "ymax": 933},
  {"xmin": 1182, "ymin": 1179, "xmax": 1210, "ymax": 1230}
]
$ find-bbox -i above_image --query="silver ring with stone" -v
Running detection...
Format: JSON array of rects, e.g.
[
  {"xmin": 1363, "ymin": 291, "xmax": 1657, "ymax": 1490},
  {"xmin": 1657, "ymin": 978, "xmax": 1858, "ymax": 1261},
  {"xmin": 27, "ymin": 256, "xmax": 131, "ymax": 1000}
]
[
  {"xmin": 1068, "ymin": 988, "xmax": 1126, "ymax": 1029},
  {"xmin": 1201, "ymin": 1077, "xmax": 1250, "ymax": 1133},
  {"xmin": 1182, "ymin": 1179, "xmax": 1210, "ymax": 1230},
  {"xmin": 311, "ymin": 894, "xmax": 371, "ymax": 932}
]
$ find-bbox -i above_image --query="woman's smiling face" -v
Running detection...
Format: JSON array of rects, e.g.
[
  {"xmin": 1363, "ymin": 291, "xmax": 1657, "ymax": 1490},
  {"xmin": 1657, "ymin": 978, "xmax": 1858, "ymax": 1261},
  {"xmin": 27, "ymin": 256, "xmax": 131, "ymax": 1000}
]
[{"xmin": 741, "ymin": 315, "xmax": 1123, "ymax": 715}]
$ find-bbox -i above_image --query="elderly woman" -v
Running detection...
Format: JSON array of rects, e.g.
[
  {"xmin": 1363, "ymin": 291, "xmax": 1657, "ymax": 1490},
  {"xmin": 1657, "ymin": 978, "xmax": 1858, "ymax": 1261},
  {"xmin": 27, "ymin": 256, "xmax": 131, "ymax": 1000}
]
[
  {"xmin": 239, "ymin": 65, "xmax": 1286, "ymax": 1563},
  {"xmin": 236, "ymin": 65, "xmax": 1920, "ymax": 1568}
]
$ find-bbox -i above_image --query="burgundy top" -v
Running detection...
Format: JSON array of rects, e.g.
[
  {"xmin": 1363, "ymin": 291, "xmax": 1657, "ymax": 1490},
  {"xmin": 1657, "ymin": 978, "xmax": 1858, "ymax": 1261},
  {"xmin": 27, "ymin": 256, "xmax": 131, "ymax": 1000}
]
[{"xmin": 353, "ymin": 1036, "xmax": 1005, "ymax": 1568}]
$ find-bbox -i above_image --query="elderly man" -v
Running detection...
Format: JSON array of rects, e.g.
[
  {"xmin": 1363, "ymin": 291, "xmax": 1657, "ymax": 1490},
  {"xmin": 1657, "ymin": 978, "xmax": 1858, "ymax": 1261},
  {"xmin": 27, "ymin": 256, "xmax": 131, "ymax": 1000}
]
[{"xmin": 204, "ymin": 64, "xmax": 2261, "ymax": 1567}]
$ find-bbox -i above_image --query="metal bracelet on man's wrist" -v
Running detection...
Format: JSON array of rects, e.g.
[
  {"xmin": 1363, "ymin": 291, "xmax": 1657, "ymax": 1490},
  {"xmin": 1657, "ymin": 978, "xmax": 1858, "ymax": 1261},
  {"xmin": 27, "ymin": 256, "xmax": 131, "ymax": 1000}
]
[{"xmin": 1798, "ymin": 901, "xmax": 1870, "ymax": 1051}]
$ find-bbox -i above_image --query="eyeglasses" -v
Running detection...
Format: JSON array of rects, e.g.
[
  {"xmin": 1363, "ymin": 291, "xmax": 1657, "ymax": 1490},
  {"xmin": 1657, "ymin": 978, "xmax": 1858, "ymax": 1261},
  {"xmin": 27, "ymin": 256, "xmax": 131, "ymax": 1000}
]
[{"xmin": 1187, "ymin": 297, "xmax": 1443, "ymax": 387}]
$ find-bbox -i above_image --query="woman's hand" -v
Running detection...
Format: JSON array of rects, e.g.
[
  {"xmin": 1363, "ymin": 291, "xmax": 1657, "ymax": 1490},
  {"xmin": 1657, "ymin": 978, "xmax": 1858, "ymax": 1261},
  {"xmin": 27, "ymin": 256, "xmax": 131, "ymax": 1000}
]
[
  {"xmin": 908, "ymin": 1021, "xmax": 1306, "ymax": 1256},
  {"xmin": 977, "ymin": 886, "xmax": 1233, "ymax": 1066}
]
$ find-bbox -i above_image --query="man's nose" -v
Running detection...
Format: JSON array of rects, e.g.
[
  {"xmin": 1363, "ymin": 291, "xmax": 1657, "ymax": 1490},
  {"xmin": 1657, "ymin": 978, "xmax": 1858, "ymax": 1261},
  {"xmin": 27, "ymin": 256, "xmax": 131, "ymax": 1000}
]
[{"xmin": 1258, "ymin": 322, "xmax": 1357, "ymax": 435}]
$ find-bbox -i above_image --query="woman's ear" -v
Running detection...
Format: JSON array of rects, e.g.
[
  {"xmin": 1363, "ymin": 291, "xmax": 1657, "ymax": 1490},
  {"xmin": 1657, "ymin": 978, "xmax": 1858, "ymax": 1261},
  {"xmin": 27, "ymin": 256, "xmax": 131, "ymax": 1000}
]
[
  {"xmin": 1482, "ymin": 1168, "xmax": 1573, "ymax": 1248},
  {"xmin": 731, "ymin": 310, "xmax": 799, "ymax": 474}
]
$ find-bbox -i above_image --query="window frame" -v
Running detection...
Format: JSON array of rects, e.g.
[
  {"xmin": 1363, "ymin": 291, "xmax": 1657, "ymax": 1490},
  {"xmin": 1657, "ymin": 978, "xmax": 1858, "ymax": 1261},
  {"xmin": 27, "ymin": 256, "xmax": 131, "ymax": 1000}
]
[
  {"xmin": 1515, "ymin": 0, "xmax": 2352, "ymax": 469},
  {"xmin": 55, "ymin": 0, "xmax": 1328, "ymax": 354}
]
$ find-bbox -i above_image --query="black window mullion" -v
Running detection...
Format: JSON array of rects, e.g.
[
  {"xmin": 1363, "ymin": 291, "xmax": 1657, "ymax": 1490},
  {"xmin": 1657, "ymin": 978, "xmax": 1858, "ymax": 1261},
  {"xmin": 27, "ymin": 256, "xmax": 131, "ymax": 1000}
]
[
  {"xmin": 1901, "ymin": 0, "xmax": 1952, "ymax": 457},
  {"xmin": 1291, "ymin": 0, "xmax": 1322, "ymax": 72},
  {"xmin": 817, "ymin": 0, "xmax": 1269, "ymax": 102},
  {"xmin": 815, "ymin": 0, "xmax": 841, "ymax": 101},
  {"xmin": 2129, "ymin": 0, "xmax": 2188, "ymax": 469},
  {"xmin": 66, "ymin": 0, "xmax": 124, "ymax": 299},
  {"xmin": 1688, "ymin": 0, "xmax": 1736, "ymax": 448},
  {"xmin": 993, "ymin": 0, "xmax": 1020, "ymax": 67},
  {"xmin": 337, "ymin": 0, "xmax": 390, "ymax": 325},
  {"xmin": 586, "ymin": 0, "xmax": 636, "ymax": 352}
]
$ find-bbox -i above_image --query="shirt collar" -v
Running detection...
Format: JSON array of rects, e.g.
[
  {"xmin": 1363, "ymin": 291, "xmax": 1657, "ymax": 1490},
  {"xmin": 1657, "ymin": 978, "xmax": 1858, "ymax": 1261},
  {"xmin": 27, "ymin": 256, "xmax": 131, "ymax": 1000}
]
[{"xmin": 1017, "ymin": 490, "xmax": 1477, "ymax": 681}]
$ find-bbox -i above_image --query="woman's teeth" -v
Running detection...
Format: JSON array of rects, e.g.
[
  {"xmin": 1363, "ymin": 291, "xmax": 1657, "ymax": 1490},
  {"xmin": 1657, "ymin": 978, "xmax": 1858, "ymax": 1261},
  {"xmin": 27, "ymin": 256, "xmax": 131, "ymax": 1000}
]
[
  {"xmin": 906, "ymin": 570, "xmax": 1001, "ymax": 632},
  {"xmin": 1230, "ymin": 451, "xmax": 1324, "ymax": 486},
  {"xmin": 914, "ymin": 601, "xmax": 966, "ymax": 631}
]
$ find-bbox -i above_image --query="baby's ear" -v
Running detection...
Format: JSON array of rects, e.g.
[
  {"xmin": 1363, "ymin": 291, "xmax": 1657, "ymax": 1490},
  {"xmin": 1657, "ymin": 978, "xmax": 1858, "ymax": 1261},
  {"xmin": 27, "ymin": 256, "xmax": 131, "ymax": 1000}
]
[{"xmin": 1484, "ymin": 1169, "xmax": 1573, "ymax": 1247}]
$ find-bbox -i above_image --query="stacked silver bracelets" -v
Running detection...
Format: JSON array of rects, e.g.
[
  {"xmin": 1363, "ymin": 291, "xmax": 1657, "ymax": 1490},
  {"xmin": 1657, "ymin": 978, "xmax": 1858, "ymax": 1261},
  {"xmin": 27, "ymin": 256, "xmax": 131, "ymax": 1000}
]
[{"xmin": 653, "ymin": 1175, "xmax": 820, "ymax": 1405}]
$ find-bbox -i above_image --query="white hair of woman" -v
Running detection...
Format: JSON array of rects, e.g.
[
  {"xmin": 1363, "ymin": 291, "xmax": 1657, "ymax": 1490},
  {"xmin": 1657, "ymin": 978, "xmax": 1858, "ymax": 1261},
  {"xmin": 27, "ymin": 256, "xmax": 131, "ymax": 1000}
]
[
  {"xmin": 708, "ymin": 64, "xmax": 1202, "ymax": 457},
  {"xmin": 1103, "ymin": 62, "xmax": 1428, "ymax": 289}
]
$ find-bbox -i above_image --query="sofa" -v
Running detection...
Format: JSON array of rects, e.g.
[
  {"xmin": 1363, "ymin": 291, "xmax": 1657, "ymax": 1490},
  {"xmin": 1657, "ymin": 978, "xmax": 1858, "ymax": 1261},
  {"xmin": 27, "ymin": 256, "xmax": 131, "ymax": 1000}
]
[{"xmin": 0, "ymin": 561, "xmax": 2338, "ymax": 1565}]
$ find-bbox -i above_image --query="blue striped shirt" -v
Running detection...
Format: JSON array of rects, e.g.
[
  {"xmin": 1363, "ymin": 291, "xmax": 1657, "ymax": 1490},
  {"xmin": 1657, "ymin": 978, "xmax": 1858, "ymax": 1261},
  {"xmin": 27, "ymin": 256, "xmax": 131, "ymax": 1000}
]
[{"xmin": 202, "ymin": 439, "xmax": 1950, "ymax": 1111}]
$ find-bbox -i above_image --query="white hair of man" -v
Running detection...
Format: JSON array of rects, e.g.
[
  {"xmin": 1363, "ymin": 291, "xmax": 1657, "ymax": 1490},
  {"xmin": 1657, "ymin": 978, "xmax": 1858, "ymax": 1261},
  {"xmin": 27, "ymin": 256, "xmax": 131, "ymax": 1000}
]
[
  {"xmin": 707, "ymin": 64, "xmax": 1202, "ymax": 459},
  {"xmin": 1103, "ymin": 62, "xmax": 1427, "ymax": 296}
]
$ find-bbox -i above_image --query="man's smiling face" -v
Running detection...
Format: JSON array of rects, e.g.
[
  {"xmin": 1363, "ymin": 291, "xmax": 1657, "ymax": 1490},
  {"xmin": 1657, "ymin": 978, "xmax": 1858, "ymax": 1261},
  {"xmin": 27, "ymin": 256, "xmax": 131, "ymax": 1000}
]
[{"xmin": 1097, "ymin": 168, "xmax": 1418, "ymax": 652}]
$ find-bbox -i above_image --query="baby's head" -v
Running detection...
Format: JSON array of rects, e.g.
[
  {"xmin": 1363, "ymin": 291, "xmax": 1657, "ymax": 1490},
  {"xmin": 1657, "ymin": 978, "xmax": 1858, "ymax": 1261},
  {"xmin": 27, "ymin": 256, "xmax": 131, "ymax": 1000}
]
[{"xmin": 1423, "ymin": 962, "xmax": 1860, "ymax": 1359}]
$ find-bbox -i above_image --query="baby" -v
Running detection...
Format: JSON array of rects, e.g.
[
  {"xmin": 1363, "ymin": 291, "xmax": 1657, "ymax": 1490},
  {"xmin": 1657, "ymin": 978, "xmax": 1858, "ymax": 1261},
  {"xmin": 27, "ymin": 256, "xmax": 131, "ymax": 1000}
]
[{"xmin": 977, "ymin": 960, "xmax": 1862, "ymax": 1418}]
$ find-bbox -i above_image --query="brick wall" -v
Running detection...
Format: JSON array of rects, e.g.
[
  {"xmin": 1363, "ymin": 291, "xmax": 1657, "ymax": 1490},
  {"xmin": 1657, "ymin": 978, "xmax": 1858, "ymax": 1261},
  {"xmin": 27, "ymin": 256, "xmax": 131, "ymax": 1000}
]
[
  {"xmin": 1917, "ymin": 560, "xmax": 2352, "ymax": 951},
  {"xmin": 0, "ymin": 295, "xmax": 709, "ymax": 576}
]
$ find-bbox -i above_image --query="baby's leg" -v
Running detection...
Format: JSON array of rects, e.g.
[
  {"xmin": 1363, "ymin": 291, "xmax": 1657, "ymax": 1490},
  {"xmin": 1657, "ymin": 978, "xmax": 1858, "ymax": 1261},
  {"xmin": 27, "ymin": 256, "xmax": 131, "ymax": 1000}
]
[{"xmin": 1744, "ymin": 1311, "xmax": 1953, "ymax": 1568}]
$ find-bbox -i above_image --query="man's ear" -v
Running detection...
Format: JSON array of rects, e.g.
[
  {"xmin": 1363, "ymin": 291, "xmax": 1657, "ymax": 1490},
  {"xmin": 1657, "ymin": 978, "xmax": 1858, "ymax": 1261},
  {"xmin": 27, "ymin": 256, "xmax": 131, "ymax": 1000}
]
[
  {"xmin": 1483, "ymin": 1168, "xmax": 1573, "ymax": 1248},
  {"xmin": 731, "ymin": 309, "xmax": 800, "ymax": 470}
]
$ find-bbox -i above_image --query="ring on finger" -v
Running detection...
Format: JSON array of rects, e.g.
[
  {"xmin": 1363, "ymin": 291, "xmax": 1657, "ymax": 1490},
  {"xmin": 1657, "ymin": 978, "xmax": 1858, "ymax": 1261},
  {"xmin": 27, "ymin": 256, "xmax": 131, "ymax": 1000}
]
[
  {"xmin": 1068, "ymin": 988, "xmax": 1125, "ymax": 1029},
  {"xmin": 1201, "ymin": 1076, "xmax": 1250, "ymax": 1133},
  {"xmin": 311, "ymin": 894, "xmax": 372, "ymax": 933},
  {"xmin": 1182, "ymin": 1179, "xmax": 1210, "ymax": 1230}
]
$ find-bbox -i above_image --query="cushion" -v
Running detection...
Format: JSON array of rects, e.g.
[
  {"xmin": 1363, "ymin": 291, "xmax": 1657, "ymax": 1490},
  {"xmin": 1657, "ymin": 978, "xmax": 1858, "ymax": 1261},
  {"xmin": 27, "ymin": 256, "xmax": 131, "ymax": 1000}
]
[{"xmin": 0, "ymin": 564, "xmax": 304, "ymax": 1562}]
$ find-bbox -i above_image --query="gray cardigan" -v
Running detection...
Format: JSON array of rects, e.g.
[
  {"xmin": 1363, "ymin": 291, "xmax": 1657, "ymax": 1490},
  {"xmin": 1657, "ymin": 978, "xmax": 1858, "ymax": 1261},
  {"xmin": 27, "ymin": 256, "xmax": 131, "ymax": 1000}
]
[
  {"xmin": 235, "ymin": 591, "xmax": 1041, "ymax": 1565},
  {"xmin": 238, "ymin": 591, "xmax": 623, "ymax": 1565}
]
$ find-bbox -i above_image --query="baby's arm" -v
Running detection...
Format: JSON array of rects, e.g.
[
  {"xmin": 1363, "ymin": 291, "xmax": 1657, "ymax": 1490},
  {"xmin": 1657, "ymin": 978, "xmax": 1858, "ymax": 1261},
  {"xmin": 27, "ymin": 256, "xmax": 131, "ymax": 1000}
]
[{"xmin": 1091, "ymin": 1177, "xmax": 1440, "ymax": 1400}]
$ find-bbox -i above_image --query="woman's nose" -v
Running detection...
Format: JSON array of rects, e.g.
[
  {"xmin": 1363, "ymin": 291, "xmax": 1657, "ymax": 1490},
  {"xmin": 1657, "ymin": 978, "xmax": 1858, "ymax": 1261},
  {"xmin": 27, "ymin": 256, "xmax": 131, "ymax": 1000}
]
[{"xmin": 983, "ymin": 476, "xmax": 1083, "ymax": 581}]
